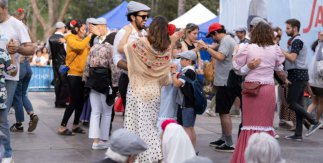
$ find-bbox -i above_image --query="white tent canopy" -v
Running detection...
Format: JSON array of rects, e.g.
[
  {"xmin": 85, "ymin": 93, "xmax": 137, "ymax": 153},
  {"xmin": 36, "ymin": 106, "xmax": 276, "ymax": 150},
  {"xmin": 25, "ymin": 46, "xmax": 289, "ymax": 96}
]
[{"xmin": 170, "ymin": 3, "xmax": 217, "ymax": 28}]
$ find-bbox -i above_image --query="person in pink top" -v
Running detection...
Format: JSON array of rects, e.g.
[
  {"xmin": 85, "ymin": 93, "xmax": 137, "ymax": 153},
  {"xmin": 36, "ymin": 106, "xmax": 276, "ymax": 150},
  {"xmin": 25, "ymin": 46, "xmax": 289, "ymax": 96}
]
[{"xmin": 230, "ymin": 22, "xmax": 287, "ymax": 163}]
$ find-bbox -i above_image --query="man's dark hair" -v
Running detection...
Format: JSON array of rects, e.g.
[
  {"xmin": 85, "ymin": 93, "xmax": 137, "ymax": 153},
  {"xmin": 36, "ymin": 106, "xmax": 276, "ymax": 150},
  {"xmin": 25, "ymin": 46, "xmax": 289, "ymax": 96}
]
[
  {"xmin": 127, "ymin": 12, "xmax": 139, "ymax": 22},
  {"xmin": 216, "ymin": 25, "xmax": 226, "ymax": 34},
  {"xmin": 285, "ymin": 19, "xmax": 301, "ymax": 32},
  {"xmin": 0, "ymin": 0, "xmax": 8, "ymax": 9}
]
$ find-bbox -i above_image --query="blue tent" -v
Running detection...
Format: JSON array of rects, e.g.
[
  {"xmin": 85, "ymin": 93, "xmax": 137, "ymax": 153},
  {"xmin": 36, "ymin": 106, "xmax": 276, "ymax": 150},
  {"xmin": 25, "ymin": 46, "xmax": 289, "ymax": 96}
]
[
  {"xmin": 197, "ymin": 17, "xmax": 219, "ymax": 61},
  {"xmin": 99, "ymin": 1, "xmax": 152, "ymax": 30},
  {"xmin": 199, "ymin": 17, "xmax": 220, "ymax": 34}
]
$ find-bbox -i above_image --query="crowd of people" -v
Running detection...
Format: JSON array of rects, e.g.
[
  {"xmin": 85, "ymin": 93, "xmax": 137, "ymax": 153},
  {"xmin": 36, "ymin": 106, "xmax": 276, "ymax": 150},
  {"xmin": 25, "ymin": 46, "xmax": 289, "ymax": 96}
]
[{"xmin": 0, "ymin": 0, "xmax": 323, "ymax": 162}]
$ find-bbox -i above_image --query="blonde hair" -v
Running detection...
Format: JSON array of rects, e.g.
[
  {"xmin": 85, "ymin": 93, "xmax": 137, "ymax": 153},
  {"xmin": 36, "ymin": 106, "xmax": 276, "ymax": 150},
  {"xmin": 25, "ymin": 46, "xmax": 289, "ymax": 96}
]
[{"xmin": 245, "ymin": 132, "xmax": 285, "ymax": 163}]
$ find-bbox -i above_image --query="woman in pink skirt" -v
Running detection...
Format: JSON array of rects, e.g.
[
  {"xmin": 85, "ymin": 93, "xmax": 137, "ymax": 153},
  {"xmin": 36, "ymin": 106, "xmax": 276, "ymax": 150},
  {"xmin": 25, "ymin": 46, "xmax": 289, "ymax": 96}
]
[{"xmin": 231, "ymin": 22, "xmax": 286, "ymax": 163}]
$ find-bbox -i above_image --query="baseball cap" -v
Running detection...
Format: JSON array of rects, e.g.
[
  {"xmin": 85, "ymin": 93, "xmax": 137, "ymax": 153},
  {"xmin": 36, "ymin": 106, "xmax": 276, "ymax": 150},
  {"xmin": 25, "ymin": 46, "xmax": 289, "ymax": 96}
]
[
  {"xmin": 86, "ymin": 17, "xmax": 96, "ymax": 24},
  {"xmin": 55, "ymin": 22, "xmax": 65, "ymax": 29},
  {"xmin": 127, "ymin": 1, "xmax": 151, "ymax": 14},
  {"xmin": 95, "ymin": 18, "xmax": 107, "ymax": 25},
  {"xmin": 206, "ymin": 23, "xmax": 223, "ymax": 38},
  {"xmin": 250, "ymin": 17, "xmax": 267, "ymax": 27},
  {"xmin": 234, "ymin": 26, "xmax": 247, "ymax": 32},
  {"xmin": 109, "ymin": 129, "xmax": 148, "ymax": 156},
  {"xmin": 176, "ymin": 50, "xmax": 197, "ymax": 61}
]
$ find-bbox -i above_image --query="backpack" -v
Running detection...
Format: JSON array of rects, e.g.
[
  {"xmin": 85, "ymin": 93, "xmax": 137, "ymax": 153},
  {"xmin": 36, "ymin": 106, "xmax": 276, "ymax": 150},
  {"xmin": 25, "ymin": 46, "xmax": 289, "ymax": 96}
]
[{"xmin": 181, "ymin": 75, "xmax": 207, "ymax": 115}]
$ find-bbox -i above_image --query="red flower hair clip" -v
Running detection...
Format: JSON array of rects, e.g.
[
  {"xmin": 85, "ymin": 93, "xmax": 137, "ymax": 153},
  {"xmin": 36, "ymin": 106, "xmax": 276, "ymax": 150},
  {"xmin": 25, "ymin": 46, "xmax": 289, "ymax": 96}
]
[
  {"xmin": 161, "ymin": 119, "xmax": 178, "ymax": 131},
  {"xmin": 168, "ymin": 24, "xmax": 176, "ymax": 36},
  {"xmin": 70, "ymin": 20, "xmax": 77, "ymax": 27},
  {"xmin": 17, "ymin": 8, "xmax": 24, "ymax": 13}
]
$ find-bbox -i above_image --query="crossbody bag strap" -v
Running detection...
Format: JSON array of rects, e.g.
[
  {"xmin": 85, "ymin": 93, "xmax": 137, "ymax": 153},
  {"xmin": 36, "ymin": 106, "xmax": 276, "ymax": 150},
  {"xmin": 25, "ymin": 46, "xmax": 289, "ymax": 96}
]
[{"xmin": 67, "ymin": 54, "xmax": 78, "ymax": 66}]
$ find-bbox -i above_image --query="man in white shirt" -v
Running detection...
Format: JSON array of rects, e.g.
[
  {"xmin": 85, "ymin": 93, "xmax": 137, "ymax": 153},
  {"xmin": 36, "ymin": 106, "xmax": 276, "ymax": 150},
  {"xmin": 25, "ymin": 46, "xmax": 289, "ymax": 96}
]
[
  {"xmin": 113, "ymin": 1, "xmax": 150, "ymax": 107},
  {"xmin": 0, "ymin": 0, "xmax": 35, "ymax": 162}
]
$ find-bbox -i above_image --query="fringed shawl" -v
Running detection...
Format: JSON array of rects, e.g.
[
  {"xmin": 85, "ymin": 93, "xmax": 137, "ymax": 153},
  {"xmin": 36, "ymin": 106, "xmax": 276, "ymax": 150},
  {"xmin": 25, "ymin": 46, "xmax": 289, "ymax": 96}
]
[{"xmin": 125, "ymin": 37, "xmax": 172, "ymax": 88}]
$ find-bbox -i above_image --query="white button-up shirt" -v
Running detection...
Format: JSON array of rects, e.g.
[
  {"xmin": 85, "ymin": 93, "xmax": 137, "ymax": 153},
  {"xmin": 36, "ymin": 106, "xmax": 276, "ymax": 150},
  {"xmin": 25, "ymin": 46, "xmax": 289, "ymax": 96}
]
[{"xmin": 112, "ymin": 24, "xmax": 147, "ymax": 73}]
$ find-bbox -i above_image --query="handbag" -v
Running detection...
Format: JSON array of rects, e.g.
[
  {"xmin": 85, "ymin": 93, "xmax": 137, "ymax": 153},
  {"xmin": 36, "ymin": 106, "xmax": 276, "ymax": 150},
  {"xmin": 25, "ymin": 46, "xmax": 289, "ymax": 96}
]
[
  {"xmin": 114, "ymin": 97, "xmax": 124, "ymax": 112},
  {"xmin": 59, "ymin": 54, "xmax": 78, "ymax": 75},
  {"xmin": 84, "ymin": 67, "xmax": 110, "ymax": 93},
  {"xmin": 242, "ymin": 81, "xmax": 262, "ymax": 96}
]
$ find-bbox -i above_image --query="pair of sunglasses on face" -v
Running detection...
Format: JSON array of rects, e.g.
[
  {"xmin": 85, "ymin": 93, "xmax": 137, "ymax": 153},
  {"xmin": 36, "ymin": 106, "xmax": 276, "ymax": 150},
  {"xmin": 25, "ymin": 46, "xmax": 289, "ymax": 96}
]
[{"xmin": 136, "ymin": 14, "xmax": 149, "ymax": 20}]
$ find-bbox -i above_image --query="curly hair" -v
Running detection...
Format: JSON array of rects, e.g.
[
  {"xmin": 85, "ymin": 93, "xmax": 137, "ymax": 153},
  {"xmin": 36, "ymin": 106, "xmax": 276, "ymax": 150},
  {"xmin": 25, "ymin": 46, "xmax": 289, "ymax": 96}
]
[
  {"xmin": 251, "ymin": 22, "xmax": 275, "ymax": 47},
  {"xmin": 147, "ymin": 16, "xmax": 171, "ymax": 52}
]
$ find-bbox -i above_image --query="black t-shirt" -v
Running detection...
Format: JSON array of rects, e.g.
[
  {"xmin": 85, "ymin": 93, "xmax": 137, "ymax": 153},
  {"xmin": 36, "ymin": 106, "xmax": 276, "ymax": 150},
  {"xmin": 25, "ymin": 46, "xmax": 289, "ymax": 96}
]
[
  {"xmin": 184, "ymin": 41, "xmax": 196, "ymax": 50},
  {"xmin": 179, "ymin": 68, "xmax": 196, "ymax": 108}
]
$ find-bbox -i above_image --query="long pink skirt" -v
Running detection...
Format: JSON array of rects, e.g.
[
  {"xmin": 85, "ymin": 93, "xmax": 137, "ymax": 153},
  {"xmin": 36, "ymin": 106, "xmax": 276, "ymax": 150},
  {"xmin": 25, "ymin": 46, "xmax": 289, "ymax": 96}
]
[{"xmin": 231, "ymin": 85, "xmax": 276, "ymax": 163}]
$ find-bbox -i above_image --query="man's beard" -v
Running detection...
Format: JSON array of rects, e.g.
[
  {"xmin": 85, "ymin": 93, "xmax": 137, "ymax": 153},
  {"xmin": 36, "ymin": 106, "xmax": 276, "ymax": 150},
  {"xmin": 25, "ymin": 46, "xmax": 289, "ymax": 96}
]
[
  {"xmin": 135, "ymin": 20, "xmax": 145, "ymax": 30},
  {"xmin": 286, "ymin": 31, "xmax": 294, "ymax": 37}
]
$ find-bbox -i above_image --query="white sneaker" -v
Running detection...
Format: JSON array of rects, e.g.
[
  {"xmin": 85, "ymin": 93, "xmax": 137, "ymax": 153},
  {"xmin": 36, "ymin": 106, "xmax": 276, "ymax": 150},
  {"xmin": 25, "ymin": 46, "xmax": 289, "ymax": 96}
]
[
  {"xmin": 204, "ymin": 109, "xmax": 216, "ymax": 117},
  {"xmin": 9, "ymin": 108, "xmax": 14, "ymax": 114},
  {"xmin": 92, "ymin": 141, "xmax": 108, "ymax": 150},
  {"xmin": 1, "ymin": 157, "xmax": 14, "ymax": 163}
]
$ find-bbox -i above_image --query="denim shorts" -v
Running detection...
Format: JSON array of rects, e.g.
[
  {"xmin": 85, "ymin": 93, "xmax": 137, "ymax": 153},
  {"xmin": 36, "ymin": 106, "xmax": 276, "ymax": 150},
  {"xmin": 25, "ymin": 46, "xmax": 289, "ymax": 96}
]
[{"xmin": 181, "ymin": 107, "xmax": 196, "ymax": 127}]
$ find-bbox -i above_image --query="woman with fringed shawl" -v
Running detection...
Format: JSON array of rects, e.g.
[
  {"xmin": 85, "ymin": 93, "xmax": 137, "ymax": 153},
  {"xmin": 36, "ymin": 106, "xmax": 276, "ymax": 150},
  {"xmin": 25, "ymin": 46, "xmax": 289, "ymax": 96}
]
[{"xmin": 122, "ymin": 16, "xmax": 183, "ymax": 163}]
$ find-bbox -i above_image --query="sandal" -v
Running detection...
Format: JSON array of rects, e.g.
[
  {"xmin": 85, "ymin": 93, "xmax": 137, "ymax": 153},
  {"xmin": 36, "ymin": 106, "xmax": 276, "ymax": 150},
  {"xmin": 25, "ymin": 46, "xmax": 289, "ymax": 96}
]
[
  {"xmin": 72, "ymin": 127, "xmax": 86, "ymax": 134},
  {"xmin": 10, "ymin": 123, "xmax": 24, "ymax": 132},
  {"xmin": 58, "ymin": 129, "xmax": 75, "ymax": 136}
]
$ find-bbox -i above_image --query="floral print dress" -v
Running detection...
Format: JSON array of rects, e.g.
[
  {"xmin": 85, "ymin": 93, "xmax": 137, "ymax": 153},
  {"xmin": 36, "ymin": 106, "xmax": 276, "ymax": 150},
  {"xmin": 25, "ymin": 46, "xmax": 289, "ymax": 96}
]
[{"xmin": 0, "ymin": 48, "xmax": 17, "ymax": 109}]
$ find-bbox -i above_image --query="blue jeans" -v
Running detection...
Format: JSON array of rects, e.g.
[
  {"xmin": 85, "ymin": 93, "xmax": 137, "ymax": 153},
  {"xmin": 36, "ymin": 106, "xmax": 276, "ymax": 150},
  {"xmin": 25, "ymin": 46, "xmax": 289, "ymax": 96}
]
[
  {"xmin": 0, "ymin": 80, "xmax": 18, "ymax": 158},
  {"xmin": 13, "ymin": 60, "xmax": 34, "ymax": 122}
]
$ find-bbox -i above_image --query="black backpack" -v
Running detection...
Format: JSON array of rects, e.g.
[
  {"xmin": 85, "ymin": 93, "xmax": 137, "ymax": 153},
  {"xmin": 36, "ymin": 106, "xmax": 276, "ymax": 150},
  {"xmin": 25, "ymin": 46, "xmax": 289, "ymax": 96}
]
[{"xmin": 181, "ymin": 75, "xmax": 207, "ymax": 114}]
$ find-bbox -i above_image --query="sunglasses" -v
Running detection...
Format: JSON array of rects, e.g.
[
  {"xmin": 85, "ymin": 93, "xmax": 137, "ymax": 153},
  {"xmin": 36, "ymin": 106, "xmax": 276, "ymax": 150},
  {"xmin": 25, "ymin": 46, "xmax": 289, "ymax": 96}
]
[
  {"xmin": 186, "ymin": 23, "xmax": 198, "ymax": 29},
  {"xmin": 136, "ymin": 14, "xmax": 149, "ymax": 20}
]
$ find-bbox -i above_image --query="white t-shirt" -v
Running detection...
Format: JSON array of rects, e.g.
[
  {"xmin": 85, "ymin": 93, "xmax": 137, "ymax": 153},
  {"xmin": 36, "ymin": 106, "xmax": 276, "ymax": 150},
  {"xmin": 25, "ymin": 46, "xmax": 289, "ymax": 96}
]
[{"xmin": 0, "ymin": 16, "xmax": 31, "ymax": 81}]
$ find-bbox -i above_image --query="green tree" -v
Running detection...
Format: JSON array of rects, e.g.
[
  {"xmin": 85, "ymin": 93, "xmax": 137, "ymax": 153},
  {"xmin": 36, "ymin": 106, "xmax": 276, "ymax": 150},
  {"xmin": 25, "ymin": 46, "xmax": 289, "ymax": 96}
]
[{"xmin": 8, "ymin": 0, "xmax": 219, "ymax": 41}]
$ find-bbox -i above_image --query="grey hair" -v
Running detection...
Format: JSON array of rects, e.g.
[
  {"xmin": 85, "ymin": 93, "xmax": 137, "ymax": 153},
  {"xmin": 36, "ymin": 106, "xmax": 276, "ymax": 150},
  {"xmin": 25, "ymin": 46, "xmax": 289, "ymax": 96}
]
[
  {"xmin": 0, "ymin": 0, "xmax": 8, "ymax": 9},
  {"xmin": 245, "ymin": 132, "xmax": 285, "ymax": 163}
]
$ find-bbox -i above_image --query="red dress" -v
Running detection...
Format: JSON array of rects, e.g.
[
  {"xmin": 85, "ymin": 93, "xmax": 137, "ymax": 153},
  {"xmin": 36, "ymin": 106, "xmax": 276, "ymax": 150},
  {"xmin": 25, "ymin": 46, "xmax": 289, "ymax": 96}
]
[
  {"xmin": 231, "ymin": 44, "xmax": 284, "ymax": 163},
  {"xmin": 231, "ymin": 85, "xmax": 276, "ymax": 163}
]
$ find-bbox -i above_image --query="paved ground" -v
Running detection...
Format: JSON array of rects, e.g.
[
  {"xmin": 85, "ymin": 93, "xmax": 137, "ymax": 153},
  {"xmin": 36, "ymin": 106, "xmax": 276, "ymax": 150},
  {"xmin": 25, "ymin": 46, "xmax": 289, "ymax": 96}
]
[{"xmin": 7, "ymin": 92, "xmax": 323, "ymax": 163}]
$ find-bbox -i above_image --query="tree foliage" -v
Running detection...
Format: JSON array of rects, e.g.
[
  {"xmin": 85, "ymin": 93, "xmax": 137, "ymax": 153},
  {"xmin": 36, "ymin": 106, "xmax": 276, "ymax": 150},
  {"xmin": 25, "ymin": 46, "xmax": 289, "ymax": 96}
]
[{"xmin": 8, "ymin": 0, "xmax": 219, "ymax": 41}]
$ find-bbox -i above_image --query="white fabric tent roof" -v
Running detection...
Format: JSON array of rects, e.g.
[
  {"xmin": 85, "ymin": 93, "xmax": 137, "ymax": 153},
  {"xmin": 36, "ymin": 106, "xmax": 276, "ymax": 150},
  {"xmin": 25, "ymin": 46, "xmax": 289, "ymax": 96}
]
[{"xmin": 170, "ymin": 3, "xmax": 217, "ymax": 28}]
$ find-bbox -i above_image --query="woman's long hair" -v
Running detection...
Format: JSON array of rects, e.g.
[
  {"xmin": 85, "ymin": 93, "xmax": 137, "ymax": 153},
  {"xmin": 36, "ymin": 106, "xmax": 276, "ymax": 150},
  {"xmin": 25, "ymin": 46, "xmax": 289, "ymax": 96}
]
[
  {"xmin": 251, "ymin": 22, "xmax": 275, "ymax": 47},
  {"xmin": 147, "ymin": 16, "xmax": 171, "ymax": 52}
]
